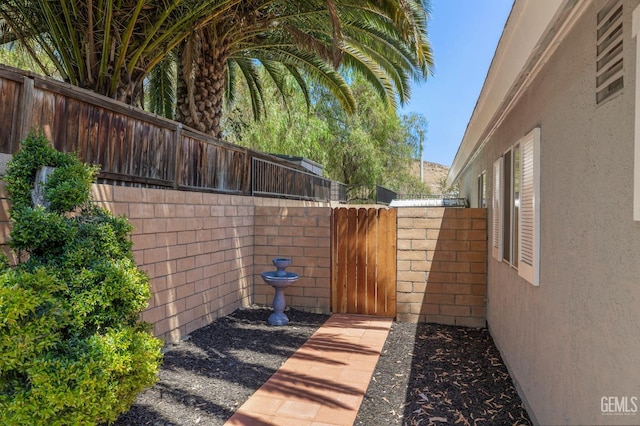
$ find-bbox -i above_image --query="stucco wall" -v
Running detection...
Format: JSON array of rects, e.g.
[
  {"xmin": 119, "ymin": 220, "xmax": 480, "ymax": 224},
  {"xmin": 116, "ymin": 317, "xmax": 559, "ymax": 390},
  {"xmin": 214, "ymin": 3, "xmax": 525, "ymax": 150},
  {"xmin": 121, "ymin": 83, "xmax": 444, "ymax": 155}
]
[{"xmin": 457, "ymin": 1, "xmax": 640, "ymax": 424}]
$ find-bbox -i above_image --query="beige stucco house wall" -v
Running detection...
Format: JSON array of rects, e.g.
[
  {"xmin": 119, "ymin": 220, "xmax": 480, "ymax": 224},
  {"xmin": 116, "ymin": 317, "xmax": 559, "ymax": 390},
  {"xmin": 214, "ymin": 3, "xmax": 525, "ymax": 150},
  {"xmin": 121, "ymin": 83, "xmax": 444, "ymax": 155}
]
[{"xmin": 449, "ymin": 0, "xmax": 640, "ymax": 424}]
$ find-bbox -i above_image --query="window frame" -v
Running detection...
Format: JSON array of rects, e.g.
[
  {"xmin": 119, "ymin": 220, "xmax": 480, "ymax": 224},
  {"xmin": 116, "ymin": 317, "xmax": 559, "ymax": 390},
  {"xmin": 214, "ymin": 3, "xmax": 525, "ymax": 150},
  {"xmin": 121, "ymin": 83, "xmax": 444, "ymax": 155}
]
[
  {"xmin": 491, "ymin": 128, "xmax": 540, "ymax": 286},
  {"xmin": 518, "ymin": 128, "xmax": 541, "ymax": 286},
  {"xmin": 478, "ymin": 171, "xmax": 487, "ymax": 208}
]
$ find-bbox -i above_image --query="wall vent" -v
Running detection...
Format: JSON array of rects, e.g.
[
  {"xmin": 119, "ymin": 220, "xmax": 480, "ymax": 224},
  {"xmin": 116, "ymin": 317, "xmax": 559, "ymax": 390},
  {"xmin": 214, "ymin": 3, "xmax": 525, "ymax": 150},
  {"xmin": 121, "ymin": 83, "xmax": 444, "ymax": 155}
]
[{"xmin": 596, "ymin": 0, "xmax": 623, "ymax": 104}]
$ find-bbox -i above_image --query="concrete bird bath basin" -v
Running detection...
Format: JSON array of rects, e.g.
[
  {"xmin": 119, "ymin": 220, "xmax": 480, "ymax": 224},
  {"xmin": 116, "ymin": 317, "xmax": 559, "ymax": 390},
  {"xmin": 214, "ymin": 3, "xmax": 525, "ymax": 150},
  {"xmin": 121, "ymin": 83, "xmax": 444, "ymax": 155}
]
[{"xmin": 261, "ymin": 258, "xmax": 299, "ymax": 326}]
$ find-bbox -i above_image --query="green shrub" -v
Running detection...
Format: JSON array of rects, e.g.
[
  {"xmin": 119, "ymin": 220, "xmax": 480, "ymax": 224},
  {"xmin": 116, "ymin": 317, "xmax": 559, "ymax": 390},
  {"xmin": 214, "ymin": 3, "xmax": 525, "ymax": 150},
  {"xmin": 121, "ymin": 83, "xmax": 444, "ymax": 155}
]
[{"xmin": 0, "ymin": 132, "xmax": 163, "ymax": 425}]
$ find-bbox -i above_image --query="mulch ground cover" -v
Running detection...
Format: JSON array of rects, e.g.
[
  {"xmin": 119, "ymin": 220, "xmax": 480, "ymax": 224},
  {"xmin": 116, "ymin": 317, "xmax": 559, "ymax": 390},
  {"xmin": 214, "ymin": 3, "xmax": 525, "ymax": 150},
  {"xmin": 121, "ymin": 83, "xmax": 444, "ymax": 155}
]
[
  {"xmin": 355, "ymin": 322, "xmax": 532, "ymax": 426},
  {"xmin": 113, "ymin": 306, "xmax": 531, "ymax": 425}
]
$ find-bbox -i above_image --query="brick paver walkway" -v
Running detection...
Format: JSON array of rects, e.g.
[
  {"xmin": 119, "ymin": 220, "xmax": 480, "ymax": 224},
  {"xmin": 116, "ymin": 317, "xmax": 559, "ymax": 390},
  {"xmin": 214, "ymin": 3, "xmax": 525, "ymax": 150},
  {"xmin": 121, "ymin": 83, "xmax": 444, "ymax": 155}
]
[{"xmin": 224, "ymin": 314, "xmax": 392, "ymax": 426}]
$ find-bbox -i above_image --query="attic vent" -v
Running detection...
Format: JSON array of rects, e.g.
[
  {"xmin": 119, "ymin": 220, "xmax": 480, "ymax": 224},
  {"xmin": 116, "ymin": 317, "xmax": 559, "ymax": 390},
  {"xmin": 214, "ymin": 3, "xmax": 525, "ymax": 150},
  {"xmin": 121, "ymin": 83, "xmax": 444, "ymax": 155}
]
[{"xmin": 596, "ymin": 0, "xmax": 623, "ymax": 104}]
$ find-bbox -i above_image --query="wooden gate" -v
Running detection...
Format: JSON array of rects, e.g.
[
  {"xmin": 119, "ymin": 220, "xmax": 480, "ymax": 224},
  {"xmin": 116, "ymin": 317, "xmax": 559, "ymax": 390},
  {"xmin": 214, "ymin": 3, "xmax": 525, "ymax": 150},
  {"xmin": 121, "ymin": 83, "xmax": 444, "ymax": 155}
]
[{"xmin": 331, "ymin": 207, "xmax": 397, "ymax": 317}]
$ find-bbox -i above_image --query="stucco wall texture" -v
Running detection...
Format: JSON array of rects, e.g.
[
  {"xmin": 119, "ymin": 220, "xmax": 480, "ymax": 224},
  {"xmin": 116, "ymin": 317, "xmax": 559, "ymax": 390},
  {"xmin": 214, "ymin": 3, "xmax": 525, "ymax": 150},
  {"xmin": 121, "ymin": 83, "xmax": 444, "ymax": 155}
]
[{"xmin": 458, "ymin": 1, "xmax": 640, "ymax": 424}]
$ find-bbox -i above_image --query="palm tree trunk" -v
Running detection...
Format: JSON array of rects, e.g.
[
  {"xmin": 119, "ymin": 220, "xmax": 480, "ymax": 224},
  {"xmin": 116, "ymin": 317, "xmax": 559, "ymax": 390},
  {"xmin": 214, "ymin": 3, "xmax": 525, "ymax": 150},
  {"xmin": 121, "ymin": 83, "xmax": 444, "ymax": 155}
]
[{"xmin": 176, "ymin": 30, "xmax": 227, "ymax": 138}]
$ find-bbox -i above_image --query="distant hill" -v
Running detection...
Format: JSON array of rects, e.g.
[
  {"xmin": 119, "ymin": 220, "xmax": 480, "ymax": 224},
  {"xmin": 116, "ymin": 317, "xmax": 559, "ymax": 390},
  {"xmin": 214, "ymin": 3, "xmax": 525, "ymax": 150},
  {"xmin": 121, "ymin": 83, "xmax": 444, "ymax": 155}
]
[{"xmin": 410, "ymin": 160, "xmax": 450, "ymax": 194}]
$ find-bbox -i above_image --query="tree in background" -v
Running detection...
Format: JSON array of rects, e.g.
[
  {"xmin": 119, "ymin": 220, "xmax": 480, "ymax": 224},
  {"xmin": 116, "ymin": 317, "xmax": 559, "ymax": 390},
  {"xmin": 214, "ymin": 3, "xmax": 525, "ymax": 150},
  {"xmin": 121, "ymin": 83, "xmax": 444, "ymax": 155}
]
[
  {"xmin": 0, "ymin": 1, "xmax": 433, "ymax": 137},
  {"xmin": 223, "ymin": 68, "xmax": 330, "ymax": 167},
  {"xmin": 0, "ymin": 0, "xmax": 434, "ymax": 199},
  {"xmin": 0, "ymin": 41, "xmax": 57, "ymax": 76},
  {"xmin": 315, "ymin": 76, "xmax": 430, "ymax": 199},
  {"xmin": 226, "ymin": 72, "xmax": 430, "ymax": 201}
]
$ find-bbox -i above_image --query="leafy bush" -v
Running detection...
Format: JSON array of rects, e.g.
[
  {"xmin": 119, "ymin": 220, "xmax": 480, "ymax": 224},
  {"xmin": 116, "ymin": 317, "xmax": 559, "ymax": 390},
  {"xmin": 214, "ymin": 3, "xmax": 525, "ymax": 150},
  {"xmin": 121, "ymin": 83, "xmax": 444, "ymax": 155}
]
[{"xmin": 0, "ymin": 132, "xmax": 163, "ymax": 425}]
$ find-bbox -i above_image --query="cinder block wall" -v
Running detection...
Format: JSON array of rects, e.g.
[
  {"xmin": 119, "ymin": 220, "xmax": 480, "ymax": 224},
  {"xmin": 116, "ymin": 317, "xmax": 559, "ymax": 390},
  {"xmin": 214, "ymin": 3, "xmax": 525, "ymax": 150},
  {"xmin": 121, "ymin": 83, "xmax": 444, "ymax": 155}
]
[
  {"xmin": 253, "ymin": 204, "xmax": 332, "ymax": 314},
  {"xmin": 93, "ymin": 184, "xmax": 256, "ymax": 342},
  {"xmin": 1, "ymin": 178, "xmax": 487, "ymax": 340},
  {"xmin": 396, "ymin": 208, "xmax": 487, "ymax": 327}
]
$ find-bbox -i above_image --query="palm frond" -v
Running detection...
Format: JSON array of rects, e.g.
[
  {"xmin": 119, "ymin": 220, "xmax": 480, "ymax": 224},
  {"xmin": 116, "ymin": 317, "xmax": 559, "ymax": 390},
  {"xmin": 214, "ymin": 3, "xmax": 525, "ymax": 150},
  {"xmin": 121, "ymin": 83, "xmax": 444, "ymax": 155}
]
[
  {"xmin": 233, "ymin": 57, "xmax": 266, "ymax": 121},
  {"xmin": 148, "ymin": 54, "xmax": 176, "ymax": 119}
]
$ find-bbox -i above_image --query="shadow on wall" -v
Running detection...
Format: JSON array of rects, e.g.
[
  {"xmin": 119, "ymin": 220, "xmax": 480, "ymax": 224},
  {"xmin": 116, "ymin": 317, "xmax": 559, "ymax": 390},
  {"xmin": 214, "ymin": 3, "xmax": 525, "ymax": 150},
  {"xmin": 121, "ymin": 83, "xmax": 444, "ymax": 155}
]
[
  {"xmin": 422, "ymin": 208, "xmax": 487, "ymax": 326},
  {"xmin": 396, "ymin": 207, "xmax": 487, "ymax": 327}
]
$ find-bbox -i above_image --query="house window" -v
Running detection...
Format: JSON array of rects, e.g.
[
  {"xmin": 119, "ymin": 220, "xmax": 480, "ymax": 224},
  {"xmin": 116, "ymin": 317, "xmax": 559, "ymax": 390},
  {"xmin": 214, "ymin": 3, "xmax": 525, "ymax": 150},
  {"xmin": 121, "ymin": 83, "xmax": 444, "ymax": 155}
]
[
  {"xmin": 512, "ymin": 144, "xmax": 521, "ymax": 268},
  {"xmin": 491, "ymin": 128, "xmax": 540, "ymax": 286},
  {"xmin": 500, "ymin": 145, "xmax": 520, "ymax": 265},
  {"xmin": 502, "ymin": 149, "xmax": 512, "ymax": 262},
  {"xmin": 477, "ymin": 172, "xmax": 486, "ymax": 208}
]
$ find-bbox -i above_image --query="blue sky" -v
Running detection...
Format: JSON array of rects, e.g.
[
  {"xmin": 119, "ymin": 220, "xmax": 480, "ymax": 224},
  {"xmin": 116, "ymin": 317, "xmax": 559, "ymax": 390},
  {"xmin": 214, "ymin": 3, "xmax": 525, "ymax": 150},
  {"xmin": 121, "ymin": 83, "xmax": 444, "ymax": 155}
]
[{"xmin": 402, "ymin": 0, "xmax": 514, "ymax": 166}]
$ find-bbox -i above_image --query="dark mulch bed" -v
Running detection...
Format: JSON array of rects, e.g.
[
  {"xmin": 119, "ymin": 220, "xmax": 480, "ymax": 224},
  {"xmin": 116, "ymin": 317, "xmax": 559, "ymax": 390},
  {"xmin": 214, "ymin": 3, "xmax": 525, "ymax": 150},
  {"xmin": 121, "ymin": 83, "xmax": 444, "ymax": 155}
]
[
  {"xmin": 355, "ymin": 322, "xmax": 532, "ymax": 426},
  {"xmin": 114, "ymin": 306, "xmax": 531, "ymax": 425}
]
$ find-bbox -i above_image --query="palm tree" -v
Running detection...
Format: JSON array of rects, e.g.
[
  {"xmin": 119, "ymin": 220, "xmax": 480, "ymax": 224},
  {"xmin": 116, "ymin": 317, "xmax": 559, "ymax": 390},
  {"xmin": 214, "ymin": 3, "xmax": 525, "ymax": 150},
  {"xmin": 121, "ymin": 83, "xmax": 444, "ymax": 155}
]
[
  {"xmin": 177, "ymin": 0, "xmax": 433, "ymax": 137},
  {"xmin": 0, "ymin": 0, "xmax": 433, "ymax": 137},
  {"xmin": 0, "ymin": 0, "xmax": 227, "ymax": 104}
]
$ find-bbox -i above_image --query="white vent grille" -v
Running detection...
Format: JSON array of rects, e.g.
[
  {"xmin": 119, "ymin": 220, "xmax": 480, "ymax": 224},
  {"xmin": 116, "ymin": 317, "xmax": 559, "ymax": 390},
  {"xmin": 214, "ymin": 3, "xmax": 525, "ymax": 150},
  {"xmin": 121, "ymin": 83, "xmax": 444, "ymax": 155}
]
[{"xmin": 597, "ymin": 0, "xmax": 623, "ymax": 104}]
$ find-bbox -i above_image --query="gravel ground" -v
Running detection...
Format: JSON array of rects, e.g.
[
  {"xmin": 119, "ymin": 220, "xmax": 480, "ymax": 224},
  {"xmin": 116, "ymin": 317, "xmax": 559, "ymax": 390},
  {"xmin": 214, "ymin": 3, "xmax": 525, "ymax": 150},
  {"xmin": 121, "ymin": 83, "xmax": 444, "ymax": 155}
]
[{"xmin": 113, "ymin": 306, "xmax": 531, "ymax": 425}]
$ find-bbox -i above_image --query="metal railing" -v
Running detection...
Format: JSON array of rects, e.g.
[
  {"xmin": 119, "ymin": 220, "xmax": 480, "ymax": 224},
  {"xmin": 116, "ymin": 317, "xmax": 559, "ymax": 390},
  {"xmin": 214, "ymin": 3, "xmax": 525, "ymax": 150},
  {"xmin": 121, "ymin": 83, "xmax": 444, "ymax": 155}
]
[
  {"xmin": 331, "ymin": 181, "xmax": 347, "ymax": 203},
  {"xmin": 251, "ymin": 157, "xmax": 332, "ymax": 201},
  {"xmin": 375, "ymin": 185, "xmax": 397, "ymax": 205},
  {"xmin": 391, "ymin": 194, "xmax": 468, "ymax": 207},
  {"xmin": 344, "ymin": 184, "xmax": 398, "ymax": 205}
]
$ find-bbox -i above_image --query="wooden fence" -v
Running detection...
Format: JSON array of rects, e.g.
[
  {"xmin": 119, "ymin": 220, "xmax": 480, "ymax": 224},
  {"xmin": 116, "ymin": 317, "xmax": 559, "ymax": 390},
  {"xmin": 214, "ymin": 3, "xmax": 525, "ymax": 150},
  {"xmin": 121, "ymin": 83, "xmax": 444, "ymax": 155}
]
[
  {"xmin": 331, "ymin": 207, "xmax": 397, "ymax": 317},
  {"xmin": 0, "ymin": 64, "xmax": 331, "ymax": 198}
]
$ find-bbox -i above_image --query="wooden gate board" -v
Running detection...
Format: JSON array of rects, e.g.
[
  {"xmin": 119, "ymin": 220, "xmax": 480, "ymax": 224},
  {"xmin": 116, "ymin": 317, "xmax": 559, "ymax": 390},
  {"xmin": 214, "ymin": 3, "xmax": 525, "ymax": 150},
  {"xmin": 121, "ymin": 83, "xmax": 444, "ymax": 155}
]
[{"xmin": 331, "ymin": 207, "xmax": 397, "ymax": 317}]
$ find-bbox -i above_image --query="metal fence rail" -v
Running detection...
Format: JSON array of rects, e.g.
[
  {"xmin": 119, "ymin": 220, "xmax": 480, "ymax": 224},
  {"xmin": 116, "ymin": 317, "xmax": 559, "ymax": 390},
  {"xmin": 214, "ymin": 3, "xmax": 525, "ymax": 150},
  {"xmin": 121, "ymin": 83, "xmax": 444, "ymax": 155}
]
[
  {"xmin": 252, "ymin": 157, "xmax": 332, "ymax": 201},
  {"xmin": 390, "ymin": 195, "xmax": 468, "ymax": 207},
  {"xmin": 331, "ymin": 181, "xmax": 347, "ymax": 203},
  {"xmin": 375, "ymin": 185, "xmax": 397, "ymax": 205}
]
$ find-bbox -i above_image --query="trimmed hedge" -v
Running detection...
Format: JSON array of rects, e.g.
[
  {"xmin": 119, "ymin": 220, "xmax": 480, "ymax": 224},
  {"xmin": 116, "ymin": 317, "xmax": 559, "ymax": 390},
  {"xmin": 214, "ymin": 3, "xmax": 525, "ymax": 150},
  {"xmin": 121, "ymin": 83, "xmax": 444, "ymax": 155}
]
[{"xmin": 0, "ymin": 133, "xmax": 163, "ymax": 425}]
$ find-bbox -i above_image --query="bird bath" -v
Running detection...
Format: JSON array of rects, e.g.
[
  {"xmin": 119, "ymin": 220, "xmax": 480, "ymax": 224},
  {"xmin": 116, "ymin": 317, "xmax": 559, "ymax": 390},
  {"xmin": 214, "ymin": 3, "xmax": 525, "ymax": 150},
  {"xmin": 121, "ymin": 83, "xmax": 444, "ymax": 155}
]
[{"xmin": 261, "ymin": 258, "xmax": 299, "ymax": 326}]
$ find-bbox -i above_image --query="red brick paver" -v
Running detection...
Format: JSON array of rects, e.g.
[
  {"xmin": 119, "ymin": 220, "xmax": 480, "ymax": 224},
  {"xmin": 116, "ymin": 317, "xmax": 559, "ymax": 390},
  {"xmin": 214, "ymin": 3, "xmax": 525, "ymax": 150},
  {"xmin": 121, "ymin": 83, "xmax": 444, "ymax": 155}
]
[{"xmin": 224, "ymin": 314, "xmax": 392, "ymax": 426}]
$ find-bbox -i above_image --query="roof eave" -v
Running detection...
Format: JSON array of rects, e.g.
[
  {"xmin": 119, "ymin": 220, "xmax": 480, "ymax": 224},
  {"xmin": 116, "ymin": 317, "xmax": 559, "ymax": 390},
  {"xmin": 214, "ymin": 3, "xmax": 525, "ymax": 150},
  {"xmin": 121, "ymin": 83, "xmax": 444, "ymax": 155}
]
[{"xmin": 446, "ymin": 0, "xmax": 592, "ymax": 187}]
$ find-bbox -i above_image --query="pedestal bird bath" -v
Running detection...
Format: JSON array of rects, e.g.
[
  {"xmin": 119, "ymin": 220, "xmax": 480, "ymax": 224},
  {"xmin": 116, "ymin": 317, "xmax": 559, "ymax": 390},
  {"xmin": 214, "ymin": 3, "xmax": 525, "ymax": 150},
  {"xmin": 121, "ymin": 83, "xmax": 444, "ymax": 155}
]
[{"xmin": 261, "ymin": 258, "xmax": 299, "ymax": 326}]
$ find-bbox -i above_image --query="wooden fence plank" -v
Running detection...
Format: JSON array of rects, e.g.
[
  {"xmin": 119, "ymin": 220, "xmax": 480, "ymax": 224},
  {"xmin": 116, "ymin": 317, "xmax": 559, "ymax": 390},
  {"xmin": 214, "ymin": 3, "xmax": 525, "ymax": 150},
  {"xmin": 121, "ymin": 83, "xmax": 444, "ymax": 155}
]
[
  {"xmin": 331, "ymin": 207, "xmax": 397, "ymax": 317},
  {"xmin": 0, "ymin": 66, "xmax": 316, "ymax": 196},
  {"xmin": 0, "ymin": 78, "xmax": 19, "ymax": 153},
  {"xmin": 64, "ymin": 98, "xmax": 80, "ymax": 154},
  {"xmin": 346, "ymin": 208, "xmax": 358, "ymax": 314},
  {"xmin": 356, "ymin": 208, "xmax": 367, "ymax": 313},
  {"xmin": 376, "ymin": 209, "xmax": 389, "ymax": 315},
  {"xmin": 365, "ymin": 208, "xmax": 378, "ymax": 315},
  {"xmin": 18, "ymin": 76, "xmax": 34, "ymax": 143}
]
